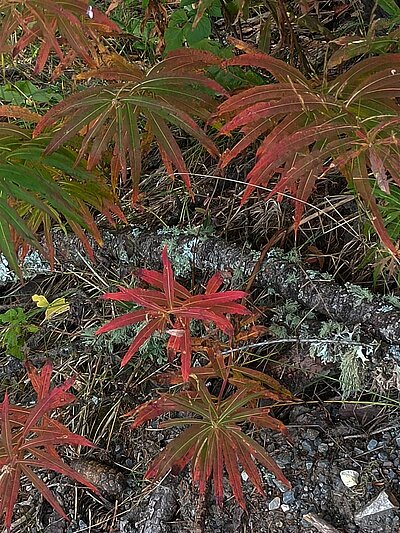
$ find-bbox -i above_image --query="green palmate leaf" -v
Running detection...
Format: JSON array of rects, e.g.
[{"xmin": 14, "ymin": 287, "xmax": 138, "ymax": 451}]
[
  {"xmin": 34, "ymin": 50, "xmax": 225, "ymax": 202},
  {"xmin": 378, "ymin": 0, "xmax": 400, "ymax": 16},
  {"xmin": 126, "ymin": 374, "xmax": 291, "ymax": 509},
  {"xmin": 0, "ymin": 215, "xmax": 22, "ymax": 278},
  {"xmin": 0, "ymin": 0, "xmax": 120, "ymax": 77},
  {"xmin": 192, "ymin": 0, "xmax": 215, "ymax": 28},
  {"xmin": 0, "ymin": 115, "xmax": 125, "ymax": 273},
  {"xmin": 217, "ymin": 52, "xmax": 400, "ymax": 255}
]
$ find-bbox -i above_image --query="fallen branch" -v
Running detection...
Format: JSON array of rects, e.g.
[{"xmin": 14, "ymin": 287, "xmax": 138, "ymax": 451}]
[
  {"xmin": 303, "ymin": 513, "xmax": 343, "ymax": 533},
  {"xmin": 4, "ymin": 227, "xmax": 400, "ymax": 346}
]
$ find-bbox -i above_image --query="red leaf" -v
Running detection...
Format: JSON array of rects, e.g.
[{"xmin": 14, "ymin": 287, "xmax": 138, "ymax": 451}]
[
  {"xmin": 0, "ymin": 362, "xmax": 96, "ymax": 531},
  {"xmin": 98, "ymin": 249, "xmax": 250, "ymax": 378},
  {"xmin": 96, "ymin": 309, "xmax": 152, "ymax": 335},
  {"xmin": 120, "ymin": 317, "xmax": 167, "ymax": 367},
  {"xmin": 137, "ymin": 268, "xmax": 191, "ymax": 299},
  {"xmin": 162, "ymin": 246, "xmax": 175, "ymax": 308},
  {"xmin": 128, "ymin": 375, "xmax": 291, "ymax": 509}
]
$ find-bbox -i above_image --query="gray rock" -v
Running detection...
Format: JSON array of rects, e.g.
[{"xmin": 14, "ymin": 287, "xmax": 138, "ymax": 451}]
[
  {"xmin": 305, "ymin": 429, "xmax": 320, "ymax": 440},
  {"xmin": 340, "ymin": 469, "xmax": 359, "ymax": 488},
  {"xmin": 283, "ymin": 490, "xmax": 295, "ymax": 504},
  {"xmin": 367, "ymin": 439, "xmax": 378, "ymax": 451},
  {"xmin": 273, "ymin": 479, "xmax": 289, "ymax": 492},
  {"xmin": 275, "ymin": 453, "xmax": 292, "ymax": 467},
  {"xmin": 302, "ymin": 440, "xmax": 315, "ymax": 454},
  {"xmin": 354, "ymin": 490, "xmax": 399, "ymax": 524}
]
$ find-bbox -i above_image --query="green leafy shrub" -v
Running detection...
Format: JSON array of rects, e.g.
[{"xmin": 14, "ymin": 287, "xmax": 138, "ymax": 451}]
[{"xmin": 0, "ymin": 106, "xmax": 125, "ymax": 275}]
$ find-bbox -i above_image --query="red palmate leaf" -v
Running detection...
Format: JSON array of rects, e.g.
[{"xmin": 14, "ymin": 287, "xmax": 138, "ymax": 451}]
[
  {"xmin": 0, "ymin": 361, "xmax": 97, "ymax": 532},
  {"xmin": 125, "ymin": 374, "xmax": 291, "ymax": 509},
  {"xmin": 0, "ymin": 0, "xmax": 120, "ymax": 76},
  {"xmin": 34, "ymin": 50, "xmax": 224, "ymax": 202},
  {"xmin": 217, "ymin": 52, "xmax": 400, "ymax": 254},
  {"xmin": 96, "ymin": 246, "xmax": 250, "ymax": 380}
]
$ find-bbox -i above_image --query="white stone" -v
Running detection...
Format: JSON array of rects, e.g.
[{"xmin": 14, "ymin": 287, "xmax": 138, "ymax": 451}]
[
  {"xmin": 241, "ymin": 471, "xmax": 249, "ymax": 482},
  {"xmin": 268, "ymin": 497, "xmax": 281, "ymax": 510},
  {"xmin": 340, "ymin": 469, "xmax": 359, "ymax": 488}
]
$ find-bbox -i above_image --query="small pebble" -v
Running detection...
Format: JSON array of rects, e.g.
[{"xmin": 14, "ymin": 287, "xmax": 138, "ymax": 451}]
[
  {"xmin": 283, "ymin": 490, "xmax": 295, "ymax": 504},
  {"xmin": 241, "ymin": 471, "xmax": 249, "ymax": 482},
  {"xmin": 367, "ymin": 439, "xmax": 378, "ymax": 451},
  {"xmin": 269, "ymin": 497, "xmax": 281, "ymax": 511},
  {"xmin": 273, "ymin": 479, "xmax": 288, "ymax": 492},
  {"xmin": 302, "ymin": 440, "xmax": 315, "ymax": 453},
  {"xmin": 276, "ymin": 454, "xmax": 292, "ymax": 467},
  {"xmin": 281, "ymin": 504, "xmax": 290, "ymax": 512},
  {"xmin": 305, "ymin": 429, "xmax": 320, "ymax": 440},
  {"xmin": 318, "ymin": 443, "xmax": 329, "ymax": 453},
  {"xmin": 340, "ymin": 469, "xmax": 359, "ymax": 488}
]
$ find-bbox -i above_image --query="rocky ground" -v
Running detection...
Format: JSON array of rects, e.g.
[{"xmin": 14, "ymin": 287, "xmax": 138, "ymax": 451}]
[
  {"xmin": 2, "ymin": 228, "xmax": 400, "ymax": 533},
  {"xmin": 5, "ymin": 360, "xmax": 400, "ymax": 533}
]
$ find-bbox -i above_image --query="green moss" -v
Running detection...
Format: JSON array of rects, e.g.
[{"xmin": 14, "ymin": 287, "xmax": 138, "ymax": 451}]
[{"xmin": 340, "ymin": 348, "xmax": 365, "ymax": 399}]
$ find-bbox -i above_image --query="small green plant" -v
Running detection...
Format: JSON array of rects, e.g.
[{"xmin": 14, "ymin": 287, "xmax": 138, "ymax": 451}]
[
  {"xmin": 164, "ymin": 0, "xmax": 221, "ymax": 53},
  {"xmin": 0, "ymin": 295, "xmax": 70, "ymax": 359},
  {"xmin": 0, "ymin": 81, "xmax": 63, "ymax": 107},
  {"xmin": 0, "ymin": 308, "xmax": 38, "ymax": 359}
]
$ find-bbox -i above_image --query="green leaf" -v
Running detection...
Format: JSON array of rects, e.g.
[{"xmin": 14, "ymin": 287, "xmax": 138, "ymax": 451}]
[
  {"xmin": 164, "ymin": 27, "xmax": 185, "ymax": 52},
  {"xmin": 378, "ymin": 0, "xmax": 400, "ymax": 15},
  {"xmin": 0, "ymin": 217, "xmax": 20, "ymax": 277},
  {"xmin": 185, "ymin": 15, "xmax": 211, "ymax": 45}
]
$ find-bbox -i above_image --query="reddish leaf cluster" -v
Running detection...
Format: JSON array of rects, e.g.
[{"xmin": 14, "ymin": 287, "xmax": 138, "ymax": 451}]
[
  {"xmin": 96, "ymin": 246, "xmax": 250, "ymax": 380},
  {"xmin": 0, "ymin": 361, "xmax": 97, "ymax": 532},
  {"xmin": 0, "ymin": 0, "xmax": 119, "ymax": 77},
  {"xmin": 217, "ymin": 52, "xmax": 400, "ymax": 255},
  {"xmin": 126, "ymin": 370, "xmax": 291, "ymax": 509},
  {"xmin": 33, "ymin": 49, "xmax": 225, "ymax": 202}
]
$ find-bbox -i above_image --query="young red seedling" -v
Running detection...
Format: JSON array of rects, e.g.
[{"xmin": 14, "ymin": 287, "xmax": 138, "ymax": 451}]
[
  {"xmin": 125, "ymin": 373, "xmax": 291, "ymax": 509},
  {"xmin": 0, "ymin": 360, "xmax": 97, "ymax": 532},
  {"xmin": 96, "ymin": 246, "xmax": 251, "ymax": 380}
]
